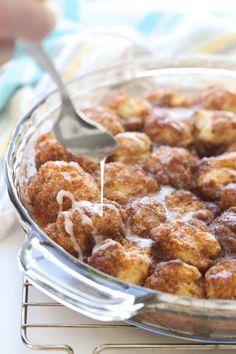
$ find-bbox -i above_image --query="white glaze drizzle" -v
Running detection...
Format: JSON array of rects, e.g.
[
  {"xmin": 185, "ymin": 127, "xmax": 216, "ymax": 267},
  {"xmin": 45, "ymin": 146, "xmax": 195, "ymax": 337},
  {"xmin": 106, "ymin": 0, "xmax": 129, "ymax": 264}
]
[
  {"xmin": 99, "ymin": 158, "xmax": 106, "ymax": 217},
  {"xmin": 92, "ymin": 239, "xmax": 118, "ymax": 254},
  {"xmin": 56, "ymin": 182, "xmax": 198, "ymax": 258},
  {"xmin": 56, "ymin": 191, "xmax": 126, "ymax": 254},
  {"xmin": 75, "ymin": 207, "xmax": 93, "ymax": 226},
  {"xmin": 56, "ymin": 190, "xmax": 75, "ymax": 210},
  {"xmin": 151, "ymin": 186, "xmax": 175, "ymax": 204},
  {"xmin": 210, "ymin": 271, "xmax": 232, "ymax": 280},
  {"xmin": 150, "ymin": 186, "xmax": 196, "ymax": 222},
  {"xmin": 63, "ymin": 211, "xmax": 83, "ymax": 260},
  {"xmin": 126, "ymin": 235, "xmax": 153, "ymax": 248}
]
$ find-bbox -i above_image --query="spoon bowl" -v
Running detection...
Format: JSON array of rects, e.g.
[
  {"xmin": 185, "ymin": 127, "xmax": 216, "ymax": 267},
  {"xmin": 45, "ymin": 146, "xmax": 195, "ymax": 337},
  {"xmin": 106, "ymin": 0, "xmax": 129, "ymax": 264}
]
[{"xmin": 23, "ymin": 42, "xmax": 118, "ymax": 161}]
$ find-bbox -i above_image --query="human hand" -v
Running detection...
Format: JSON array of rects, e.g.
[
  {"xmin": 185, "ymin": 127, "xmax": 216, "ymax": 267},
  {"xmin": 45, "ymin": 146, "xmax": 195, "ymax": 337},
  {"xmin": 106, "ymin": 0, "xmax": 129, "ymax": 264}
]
[{"xmin": 0, "ymin": 0, "xmax": 57, "ymax": 64}]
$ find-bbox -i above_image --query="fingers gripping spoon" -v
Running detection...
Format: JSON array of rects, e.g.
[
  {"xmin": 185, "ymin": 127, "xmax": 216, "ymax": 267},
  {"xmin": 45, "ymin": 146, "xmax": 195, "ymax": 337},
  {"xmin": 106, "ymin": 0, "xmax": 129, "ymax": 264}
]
[{"xmin": 23, "ymin": 42, "xmax": 118, "ymax": 161}]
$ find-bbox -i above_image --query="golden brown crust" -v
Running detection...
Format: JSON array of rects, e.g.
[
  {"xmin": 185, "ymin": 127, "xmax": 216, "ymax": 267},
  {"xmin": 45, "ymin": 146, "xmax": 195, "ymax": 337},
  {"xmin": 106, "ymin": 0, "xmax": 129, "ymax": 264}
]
[
  {"xmin": 44, "ymin": 199, "xmax": 127, "ymax": 260},
  {"xmin": 194, "ymin": 110, "xmax": 236, "ymax": 152},
  {"xmin": 109, "ymin": 132, "xmax": 152, "ymax": 164},
  {"xmin": 197, "ymin": 85, "xmax": 236, "ymax": 111},
  {"xmin": 35, "ymin": 132, "xmax": 98, "ymax": 172},
  {"xmin": 205, "ymin": 258, "xmax": 236, "ymax": 299},
  {"xmin": 147, "ymin": 89, "xmax": 192, "ymax": 108},
  {"xmin": 144, "ymin": 146, "xmax": 198, "ymax": 190},
  {"xmin": 165, "ymin": 190, "xmax": 219, "ymax": 225},
  {"xmin": 144, "ymin": 109, "xmax": 194, "ymax": 148},
  {"xmin": 44, "ymin": 214, "xmax": 94, "ymax": 260},
  {"xmin": 227, "ymin": 142, "xmax": 236, "ymax": 152},
  {"xmin": 210, "ymin": 207, "xmax": 236, "ymax": 256},
  {"xmin": 88, "ymin": 239, "xmax": 152, "ymax": 285},
  {"xmin": 126, "ymin": 197, "xmax": 167, "ymax": 237},
  {"xmin": 220, "ymin": 184, "xmax": 236, "ymax": 210},
  {"xmin": 151, "ymin": 221, "xmax": 221, "ymax": 271},
  {"xmin": 195, "ymin": 152, "xmax": 236, "ymax": 201},
  {"xmin": 95, "ymin": 162, "xmax": 159, "ymax": 204},
  {"xmin": 144, "ymin": 259, "xmax": 204, "ymax": 297},
  {"xmin": 27, "ymin": 161, "xmax": 100, "ymax": 227},
  {"xmin": 83, "ymin": 106, "xmax": 124, "ymax": 135},
  {"xmin": 107, "ymin": 92, "xmax": 151, "ymax": 131},
  {"xmin": 44, "ymin": 222, "xmax": 80, "ymax": 258}
]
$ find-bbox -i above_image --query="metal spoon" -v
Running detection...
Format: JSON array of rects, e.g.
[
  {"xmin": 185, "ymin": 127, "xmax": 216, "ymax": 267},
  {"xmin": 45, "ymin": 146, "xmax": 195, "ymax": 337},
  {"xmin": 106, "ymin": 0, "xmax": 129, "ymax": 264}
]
[{"xmin": 23, "ymin": 42, "xmax": 118, "ymax": 160}]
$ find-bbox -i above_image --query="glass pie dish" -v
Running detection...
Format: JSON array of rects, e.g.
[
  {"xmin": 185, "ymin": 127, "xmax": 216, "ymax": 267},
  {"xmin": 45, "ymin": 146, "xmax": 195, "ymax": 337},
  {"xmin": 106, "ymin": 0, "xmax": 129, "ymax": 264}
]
[{"xmin": 5, "ymin": 56, "xmax": 236, "ymax": 343}]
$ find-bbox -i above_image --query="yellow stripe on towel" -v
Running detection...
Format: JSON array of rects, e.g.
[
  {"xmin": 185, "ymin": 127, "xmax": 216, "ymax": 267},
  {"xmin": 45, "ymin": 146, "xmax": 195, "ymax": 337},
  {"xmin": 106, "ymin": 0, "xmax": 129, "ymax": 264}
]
[
  {"xmin": 195, "ymin": 31, "xmax": 236, "ymax": 54},
  {"xmin": 62, "ymin": 42, "xmax": 94, "ymax": 81},
  {"xmin": 0, "ymin": 93, "xmax": 23, "ymax": 157}
]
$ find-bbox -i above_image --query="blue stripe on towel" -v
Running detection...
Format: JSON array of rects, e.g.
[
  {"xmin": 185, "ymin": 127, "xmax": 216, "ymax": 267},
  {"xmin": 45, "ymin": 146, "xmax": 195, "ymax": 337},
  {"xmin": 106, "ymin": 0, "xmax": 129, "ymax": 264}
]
[
  {"xmin": 138, "ymin": 11, "xmax": 165, "ymax": 34},
  {"xmin": 161, "ymin": 13, "xmax": 183, "ymax": 34},
  {"xmin": 137, "ymin": 12, "xmax": 183, "ymax": 36}
]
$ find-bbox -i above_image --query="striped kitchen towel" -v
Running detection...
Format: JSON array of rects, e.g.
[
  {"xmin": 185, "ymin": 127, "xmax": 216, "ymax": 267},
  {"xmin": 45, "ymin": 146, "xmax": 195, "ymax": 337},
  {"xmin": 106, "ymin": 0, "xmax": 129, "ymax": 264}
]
[{"xmin": 1, "ymin": 8, "xmax": 236, "ymax": 238}]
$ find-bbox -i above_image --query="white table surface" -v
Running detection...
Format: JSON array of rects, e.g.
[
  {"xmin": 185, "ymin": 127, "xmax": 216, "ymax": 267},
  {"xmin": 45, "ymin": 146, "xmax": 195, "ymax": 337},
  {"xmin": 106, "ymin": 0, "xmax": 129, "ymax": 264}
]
[{"xmin": 1, "ymin": 220, "xmax": 236, "ymax": 354}]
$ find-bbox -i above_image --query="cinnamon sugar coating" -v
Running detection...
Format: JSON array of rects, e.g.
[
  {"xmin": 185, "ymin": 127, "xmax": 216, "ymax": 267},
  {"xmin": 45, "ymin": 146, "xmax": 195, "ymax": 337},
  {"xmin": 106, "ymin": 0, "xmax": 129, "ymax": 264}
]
[
  {"xmin": 145, "ymin": 259, "xmax": 204, "ymax": 297},
  {"xmin": 109, "ymin": 132, "xmax": 152, "ymax": 164},
  {"xmin": 194, "ymin": 110, "xmax": 236, "ymax": 153},
  {"xmin": 165, "ymin": 190, "xmax": 219, "ymax": 225},
  {"xmin": 28, "ymin": 161, "xmax": 100, "ymax": 226},
  {"xmin": 82, "ymin": 106, "xmax": 124, "ymax": 135},
  {"xmin": 147, "ymin": 89, "xmax": 192, "ymax": 108},
  {"xmin": 195, "ymin": 152, "xmax": 236, "ymax": 201},
  {"xmin": 35, "ymin": 132, "xmax": 98, "ymax": 172},
  {"xmin": 197, "ymin": 85, "xmax": 236, "ymax": 111},
  {"xmin": 26, "ymin": 83, "xmax": 236, "ymax": 299},
  {"xmin": 210, "ymin": 207, "xmax": 236, "ymax": 256},
  {"xmin": 95, "ymin": 162, "xmax": 159, "ymax": 204},
  {"xmin": 107, "ymin": 92, "xmax": 151, "ymax": 130},
  {"xmin": 205, "ymin": 259, "xmax": 236, "ymax": 299},
  {"xmin": 126, "ymin": 197, "xmax": 167, "ymax": 237},
  {"xmin": 88, "ymin": 239, "xmax": 152, "ymax": 285},
  {"xmin": 220, "ymin": 184, "xmax": 236, "ymax": 210},
  {"xmin": 151, "ymin": 220, "xmax": 221, "ymax": 271},
  {"xmin": 144, "ymin": 146, "xmax": 197, "ymax": 190},
  {"xmin": 44, "ymin": 199, "xmax": 127, "ymax": 260},
  {"xmin": 144, "ymin": 109, "xmax": 194, "ymax": 148}
]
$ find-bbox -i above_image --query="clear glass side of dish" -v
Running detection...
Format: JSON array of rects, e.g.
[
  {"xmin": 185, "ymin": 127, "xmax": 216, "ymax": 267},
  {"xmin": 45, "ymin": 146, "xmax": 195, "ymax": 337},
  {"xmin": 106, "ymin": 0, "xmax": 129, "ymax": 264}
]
[{"xmin": 6, "ymin": 56, "xmax": 236, "ymax": 341}]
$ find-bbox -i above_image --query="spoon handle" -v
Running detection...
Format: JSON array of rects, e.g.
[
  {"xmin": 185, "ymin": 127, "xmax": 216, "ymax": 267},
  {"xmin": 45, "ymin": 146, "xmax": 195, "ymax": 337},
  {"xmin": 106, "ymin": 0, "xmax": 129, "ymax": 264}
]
[{"xmin": 22, "ymin": 41, "xmax": 71, "ymax": 103}]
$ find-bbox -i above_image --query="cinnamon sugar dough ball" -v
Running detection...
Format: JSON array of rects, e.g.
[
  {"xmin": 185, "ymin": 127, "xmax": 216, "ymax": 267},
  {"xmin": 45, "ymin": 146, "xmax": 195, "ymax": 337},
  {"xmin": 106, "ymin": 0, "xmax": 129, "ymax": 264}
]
[
  {"xmin": 144, "ymin": 109, "xmax": 194, "ymax": 148},
  {"xmin": 194, "ymin": 110, "xmax": 236, "ymax": 152},
  {"xmin": 147, "ymin": 89, "xmax": 192, "ymax": 108},
  {"xmin": 88, "ymin": 239, "xmax": 152, "ymax": 285},
  {"xmin": 35, "ymin": 132, "xmax": 98, "ymax": 172},
  {"xmin": 205, "ymin": 259, "xmax": 236, "ymax": 299},
  {"xmin": 210, "ymin": 207, "xmax": 236, "ymax": 256},
  {"xmin": 165, "ymin": 190, "xmax": 219, "ymax": 225},
  {"xmin": 109, "ymin": 132, "xmax": 152, "ymax": 165},
  {"xmin": 95, "ymin": 162, "xmax": 159, "ymax": 204},
  {"xmin": 197, "ymin": 84, "xmax": 236, "ymax": 112},
  {"xmin": 27, "ymin": 161, "xmax": 100, "ymax": 226},
  {"xmin": 227, "ymin": 142, "xmax": 236, "ymax": 152},
  {"xmin": 44, "ymin": 199, "xmax": 127, "ymax": 260},
  {"xmin": 106, "ymin": 92, "xmax": 151, "ymax": 130},
  {"xmin": 220, "ymin": 184, "xmax": 236, "ymax": 210},
  {"xmin": 151, "ymin": 220, "xmax": 221, "ymax": 271},
  {"xmin": 126, "ymin": 197, "xmax": 167, "ymax": 237},
  {"xmin": 144, "ymin": 145, "xmax": 198, "ymax": 190},
  {"xmin": 144, "ymin": 259, "xmax": 204, "ymax": 298},
  {"xmin": 195, "ymin": 152, "xmax": 236, "ymax": 201},
  {"xmin": 82, "ymin": 106, "xmax": 124, "ymax": 135}
]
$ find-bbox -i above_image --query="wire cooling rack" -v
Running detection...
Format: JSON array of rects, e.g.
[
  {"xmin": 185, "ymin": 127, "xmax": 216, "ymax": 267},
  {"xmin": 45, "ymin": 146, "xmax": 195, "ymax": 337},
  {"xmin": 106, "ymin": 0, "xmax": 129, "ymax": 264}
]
[{"xmin": 21, "ymin": 277, "xmax": 236, "ymax": 354}]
